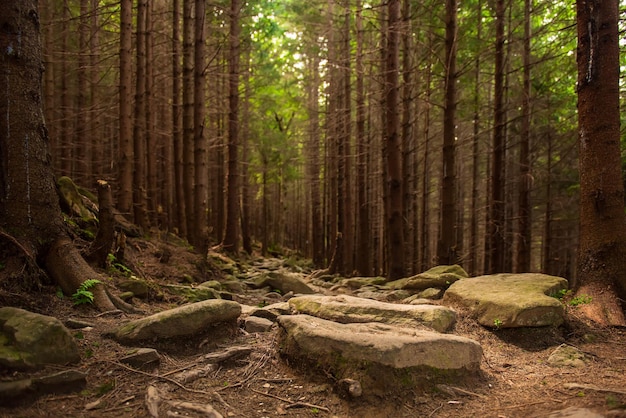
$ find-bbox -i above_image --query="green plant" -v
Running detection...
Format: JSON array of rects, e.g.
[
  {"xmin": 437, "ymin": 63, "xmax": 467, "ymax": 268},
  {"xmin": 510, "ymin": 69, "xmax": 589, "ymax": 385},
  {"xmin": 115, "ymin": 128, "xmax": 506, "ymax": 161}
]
[
  {"xmin": 493, "ymin": 318, "xmax": 503, "ymax": 329},
  {"xmin": 72, "ymin": 279, "xmax": 102, "ymax": 306},
  {"xmin": 56, "ymin": 287, "xmax": 65, "ymax": 299},
  {"xmin": 569, "ymin": 294, "xmax": 592, "ymax": 306},
  {"xmin": 551, "ymin": 289, "xmax": 571, "ymax": 300}
]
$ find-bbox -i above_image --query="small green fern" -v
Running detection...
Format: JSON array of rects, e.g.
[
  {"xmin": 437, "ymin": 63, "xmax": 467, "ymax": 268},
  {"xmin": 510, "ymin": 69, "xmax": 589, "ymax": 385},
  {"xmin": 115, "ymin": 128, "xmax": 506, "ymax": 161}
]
[{"xmin": 72, "ymin": 279, "xmax": 102, "ymax": 306}]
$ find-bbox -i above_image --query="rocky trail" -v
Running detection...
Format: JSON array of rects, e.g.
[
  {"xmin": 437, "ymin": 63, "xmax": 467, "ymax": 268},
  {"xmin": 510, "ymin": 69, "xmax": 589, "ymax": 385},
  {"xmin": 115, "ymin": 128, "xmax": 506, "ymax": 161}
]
[{"xmin": 1, "ymin": 235, "xmax": 626, "ymax": 418}]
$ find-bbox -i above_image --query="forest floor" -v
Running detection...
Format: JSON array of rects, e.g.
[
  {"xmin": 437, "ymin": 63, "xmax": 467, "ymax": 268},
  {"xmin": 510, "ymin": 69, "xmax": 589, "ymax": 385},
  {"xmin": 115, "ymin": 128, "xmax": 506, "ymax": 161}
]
[{"xmin": 1, "ymin": 233, "xmax": 626, "ymax": 418}]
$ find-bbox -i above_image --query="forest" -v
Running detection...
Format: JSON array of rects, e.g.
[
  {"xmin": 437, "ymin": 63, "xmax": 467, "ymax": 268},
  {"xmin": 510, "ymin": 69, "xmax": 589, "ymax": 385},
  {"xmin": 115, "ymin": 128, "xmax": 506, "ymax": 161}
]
[{"xmin": 37, "ymin": 0, "xmax": 601, "ymax": 281}]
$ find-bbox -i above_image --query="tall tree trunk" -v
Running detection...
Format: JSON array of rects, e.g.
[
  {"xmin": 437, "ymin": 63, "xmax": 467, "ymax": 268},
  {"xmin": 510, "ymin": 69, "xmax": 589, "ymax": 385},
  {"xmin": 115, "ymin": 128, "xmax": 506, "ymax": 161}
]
[
  {"xmin": 384, "ymin": 0, "xmax": 405, "ymax": 280},
  {"xmin": 172, "ymin": 0, "xmax": 186, "ymax": 236},
  {"xmin": 355, "ymin": 0, "xmax": 371, "ymax": 276},
  {"xmin": 488, "ymin": 0, "xmax": 506, "ymax": 274},
  {"xmin": 118, "ymin": 0, "xmax": 133, "ymax": 217},
  {"xmin": 241, "ymin": 46, "xmax": 252, "ymax": 255},
  {"xmin": 75, "ymin": 0, "xmax": 89, "ymax": 185},
  {"xmin": 438, "ymin": 0, "xmax": 459, "ymax": 266},
  {"xmin": 575, "ymin": 0, "xmax": 626, "ymax": 326},
  {"xmin": 308, "ymin": 52, "xmax": 324, "ymax": 267},
  {"xmin": 133, "ymin": 0, "xmax": 148, "ymax": 231},
  {"xmin": 182, "ymin": 0, "xmax": 195, "ymax": 243},
  {"xmin": 517, "ymin": 0, "xmax": 532, "ymax": 272},
  {"xmin": 0, "ymin": 0, "xmax": 116, "ymax": 311},
  {"xmin": 223, "ymin": 0, "xmax": 241, "ymax": 253},
  {"xmin": 193, "ymin": 0, "xmax": 208, "ymax": 253},
  {"xmin": 341, "ymin": 3, "xmax": 354, "ymax": 275}
]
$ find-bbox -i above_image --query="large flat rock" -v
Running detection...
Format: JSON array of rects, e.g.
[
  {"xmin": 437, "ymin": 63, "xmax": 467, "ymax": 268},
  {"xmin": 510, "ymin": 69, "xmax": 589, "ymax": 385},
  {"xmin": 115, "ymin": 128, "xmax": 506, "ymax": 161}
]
[
  {"xmin": 108, "ymin": 300, "xmax": 241, "ymax": 344},
  {"xmin": 277, "ymin": 315, "xmax": 482, "ymax": 394},
  {"xmin": 288, "ymin": 294, "xmax": 456, "ymax": 332},
  {"xmin": 443, "ymin": 273, "xmax": 568, "ymax": 328}
]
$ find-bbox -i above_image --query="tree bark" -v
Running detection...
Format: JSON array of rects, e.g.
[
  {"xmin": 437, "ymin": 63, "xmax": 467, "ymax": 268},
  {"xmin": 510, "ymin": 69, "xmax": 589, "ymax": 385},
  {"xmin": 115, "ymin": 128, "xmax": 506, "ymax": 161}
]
[
  {"xmin": 0, "ymin": 0, "xmax": 116, "ymax": 312},
  {"xmin": 118, "ymin": 0, "xmax": 134, "ymax": 217},
  {"xmin": 575, "ymin": 0, "xmax": 626, "ymax": 326},
  {"xmin": 86, "ymin": 181, "xmax": 115, "ymax": 268},
  {"xmin": 384, "ymin": 0, "xmax": 405, "ymax": 280}
]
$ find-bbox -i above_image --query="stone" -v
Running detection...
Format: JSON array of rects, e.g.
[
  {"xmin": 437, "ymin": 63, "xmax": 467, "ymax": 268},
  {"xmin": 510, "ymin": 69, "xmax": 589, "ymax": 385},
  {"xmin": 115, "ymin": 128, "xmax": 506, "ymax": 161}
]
[
  {"xmin": 0, "ymin": 307, "xmax": 80, "ymax": 370},
  {"xmin": 278, "ymin": 315, "xmax": 482, "ymax": 394},
  {"xmin": 162, "ymin": 284, "xmax": 221, "ymax": 302},
  {"xmin": 120, "ymin": 348, "xmax": 160, "ymax": 369},
  {"xmin": 118, "ymin": 277, "xmax": 151, "ymax": 298},
  {"xmin": 251, "ymin": 271, "xmax": 315, "ymax": 295},
  {"xmin": 0, "ymin": 370, "xmax": 87, "ymax": 405},
  {"xmin": 417, "ymin": 288, "xmax": 444, "ymax": 300},
  {"xmin": 339, "ymin": 276, "xmax": 387, "ymax": 289},
  {"xmin": 249, "ymin": 302, "xmax": 293, "ymax": 321},
  {"xmin": 244, "ymin": 316, "xmax": 274, "ymax": 333},
  {"xmin": 198, "ymin": 280, "xmax": 223, "ymax": 290},
  {"xmin": 64, "ymin": 318, "xmax": 95, "ymax": 329},
  {"xmin": 387, "ymin": 265, "xmax": 469, "ymax": 291},
  {"xmin": 443, "ymin": 273, "xmax": 568, "ymax": 328},
  {"xmin": 289, "ymin": 294, "xmax": 457, "ymax": 333},
  {"xmin": 107, "ymin": 299, "xmax": 241, "ymax": 344},
  {"xmin": 547, "ymin": 344, "xmax": 586, "ymax": 368}
]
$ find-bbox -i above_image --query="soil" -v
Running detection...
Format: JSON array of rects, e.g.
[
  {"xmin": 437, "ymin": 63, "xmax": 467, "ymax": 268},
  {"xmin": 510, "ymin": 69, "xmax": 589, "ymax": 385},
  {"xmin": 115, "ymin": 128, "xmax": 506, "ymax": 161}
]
[{"xmin": 1, "ymin": 234, "xmax": 626, "ymax": 418}]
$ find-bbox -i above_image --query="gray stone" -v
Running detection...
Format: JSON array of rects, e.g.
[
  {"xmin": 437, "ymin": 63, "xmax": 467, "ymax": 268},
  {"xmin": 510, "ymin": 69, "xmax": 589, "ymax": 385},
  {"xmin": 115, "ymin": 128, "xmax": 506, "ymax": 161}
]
[
  {"xmin": 107, "ymin": 299, "xmax": 241, "ymax": 344},
  {"xmin": 120, "ymin": 348, "xmax": 160, "ymax": 368},
  {"xmin": 443, "ymin": 273, "xmax": 568, "ymax": 328},
  {"xmin": 0, "ymin": 370, "xmax": 87, "ymax": 405},
  {"xmin": 0, "ymin": 307, "xmax": 80, "ymax": 370},
  {"xmin": 256, "ymin": 271, "xmax": 315, "ymax": 295},
  {"xmin": 339, "ymin": 276, "xmax": 387, "ymax": 289},
  {"xmin": 278, "ymin": 315, "xmax": 482, "ymax": 394},
  {"xmin": 118, "ymin": 278, "xmax": 151, "ymax": 298},
  {"xmin": 289, "ymin": 294, "xmax": 457, "ymax": 333},
  {"xmin": 198, "ymin": 280, "xmax": 223, "ymax": 290},
  {"xmin": 417, "ymin": 288, "xmax": 444, "ymax": 300},
  {"xmin": 250, "ymin": 302, "xmax": 293, "ymax": 321},
  {"xmin": 64, "ymin": 318, "xmax": 95, "ymax": 329},
  {"xmin": 547, "ymin": 344, "xmax": 586, "ymax": 368},
  {"xmin": 387, "ymin": 265, "xmax": 469, "ymax": 291},
  {"xmin": 162, "ymin": 284, "xmax": 221, "ymax": 302},
  {"xmin": 244, "ymin": 316, "xmax": 274, "ymax": 333}
]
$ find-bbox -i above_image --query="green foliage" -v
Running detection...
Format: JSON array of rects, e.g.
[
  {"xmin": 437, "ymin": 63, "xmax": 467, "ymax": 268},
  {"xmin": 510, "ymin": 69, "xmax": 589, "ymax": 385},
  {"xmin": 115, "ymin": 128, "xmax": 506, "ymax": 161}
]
[
  {"xmin": 493, "ymin": 318, "xmax": 503, "ymax": 329},
  {"xmin": 550, "ymin": 289, "xmax": 570, "ymax": 300},
  {"xmin": 569, "ymin": 295, "xmax": 592, "ymax": 306},
  {"xmin": 56, "ymin": 287, "xmax": 65, "ymax": 299},
  {"xmin": 107, "ymin": 253, "xmax": 133, "ymax": 276},
  {"xmin": 550, "ymin": 289, "xmax": 592, "ymax": 306},
  {"xmin": 72, "ymin": 279, "xmax": 102, "ymax": 306}
]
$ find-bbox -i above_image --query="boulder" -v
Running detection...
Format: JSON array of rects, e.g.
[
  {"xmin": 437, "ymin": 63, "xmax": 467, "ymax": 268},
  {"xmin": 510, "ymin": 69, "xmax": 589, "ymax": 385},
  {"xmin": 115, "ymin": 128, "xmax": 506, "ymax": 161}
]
[
  {"xmin": 0, "ymin": 370, "xmax": 87, "ymax": 405},
  {"xmin": 387, "ymin": 265, "xmax": 468, "ymax": 291},
  {"xmin": 288, "ymin": 294, "xmax": 456, "ymax": 333},
  {"xmin": 118, "ymin": 277, "xmax": 151, "ymax": 298},
  {"xmin": 162, "ymin": 284, "xmax": 221, "ymax": 302},
  {"xmin": 0, "ymin": 307, "xmax": 80, "ymax": 370},
  {"xmin": 244, "ymin": 316, "xmax": 274, "ymax": 333},
  {"xmin": 339, "ymin": 276, "xmax": 387, "ymax": 289},
  {"xmin": 278, "ymin": 315, "xmax": 482, "ymax": 395},
  {"xmin": 107, "ymin": 300, "xmax": 241, "ymax": 344},
  {"xmin": 547, "ymin": 344, "xmax": 586, "ymax": 368},
  {"xmin": 443, "ymin": 273, "xmax": 568, "ymax": 328},
  {"xmin": 252, "ymin": 271, "xmax": 315, "ymax": 295}
]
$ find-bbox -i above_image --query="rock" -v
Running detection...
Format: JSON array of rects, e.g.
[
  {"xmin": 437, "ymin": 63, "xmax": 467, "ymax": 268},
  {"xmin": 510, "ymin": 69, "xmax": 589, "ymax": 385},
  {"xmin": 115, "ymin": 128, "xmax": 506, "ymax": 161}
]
[
  {"xmin": 162, "ymin": 284, "xmax": 221, "ymax": 302},
  {"xmin": 0, "ymin": 370, "xmax": 87, "ymax": 405},
  {"xmin": 249, "ymin": 302, "xmax": 293, "ymax": 321},
  {"xmin": 387, "ymin": 265, "xmax": 468, "ymax": 291},
  {"xmin": 0, "ymin": 307, "xmax": 80, "ymax": 370},
  {"xmin": 198, "ymin": 280, "xmax": 223, "ymax": 290},
  {"xmin": 417, "ymin": 288, "xmax": 444, "ymax": 300},
  {"xmin": 244, "ymin": 316, "xmax": 274, "ymax": 333},
  {"xmin": 339, "ymin": 276, "xmax": 387, "ymax": 289},
  {"xmin": 338, "ymin": 378, "xmax": 363, "ymax": 398},
  {"xmin": 64, "ymin": 318, "xmax": 95, "ymax": 329},
  {"xmin": 118, "ymin": 277, "xmax": 151, "ymax": 298},
  {"xmin": 547, "ymin": 344, "xmax": 586, "ymax": 367},
  {"xmin": 546, "ymin": 407, "xmax": 604, "ymax": 418},
  {"xmin": 120, "ymin": 348, "xmax": 160, "ymax": 369},
  {"xmin": 277, "ymin": 315, "xmax": 482, "ymax": 395},
  {"xmin": 443, "ymin": 273, "xmax": 568, "ymax": 328},
  {"xmin": 107, "ymin": 300, "xmax": 241, "ymax": 344},
  {"xmin": 252, "ymin": 271, "xmax": 315, "ymax": 295},
  {"xmin": 289, "ymin": 294, "xmax": 457, "ymax": 333}
]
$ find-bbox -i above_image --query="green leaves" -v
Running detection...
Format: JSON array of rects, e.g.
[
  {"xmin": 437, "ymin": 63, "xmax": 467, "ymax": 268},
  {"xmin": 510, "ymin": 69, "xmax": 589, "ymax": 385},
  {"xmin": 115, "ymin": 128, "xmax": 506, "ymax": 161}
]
[{"xmin": 72, "ymin": 279, "xmax": 102, "ymax": 306}]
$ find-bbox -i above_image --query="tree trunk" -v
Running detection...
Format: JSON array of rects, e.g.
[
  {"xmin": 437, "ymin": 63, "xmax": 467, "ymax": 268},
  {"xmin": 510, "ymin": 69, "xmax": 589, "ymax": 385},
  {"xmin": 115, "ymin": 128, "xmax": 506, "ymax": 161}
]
[
  {"xmin": 223, "ymin": 0, "xmax": 241, "ymax": 253},
  {"xmin": 172, "ymin": 0, "xmax": 186, "ymax": 237},
  {"xmin": 384, "ymin": 0, "xmax": 405, "ymax": 280},
  {"xmin": 118, "ymin": 0, "xmax": 134, "ymax": 218},
  {"xmin": 488, "ymin": 0, "xmax": 506, "ymax": 274},
  {"xmin": 182, "ymin": 0, "xmax": 195, "ymax": 244},
  {"xmin": 438, "ymin": 0, "xmax": 459, "ymax": 266},
  {"xmin": 0, "ymin": 0, "xmax": 116, "ymax": 312},
  {"xmin": 193, "ymin": 0, "xmax": 208, "ymax": 253},
  {"xmin": 575, "ymin": 0, "xmax": 626, "ymax": 326},
  {"xmin": 133, "ymin": 0, "xmax": 148, "ymax": 231}
]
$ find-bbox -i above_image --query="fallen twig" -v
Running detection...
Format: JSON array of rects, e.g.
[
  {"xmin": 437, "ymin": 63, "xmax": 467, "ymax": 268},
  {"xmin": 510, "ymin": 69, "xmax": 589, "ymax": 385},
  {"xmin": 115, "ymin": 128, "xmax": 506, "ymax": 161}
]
[
  {"xmin": 249, "ymin": 388, "xmax": 330, "ymax": 413},
  {"xmin": 108, "ymin": 361, "xmax": 211, "ymax": 395}
]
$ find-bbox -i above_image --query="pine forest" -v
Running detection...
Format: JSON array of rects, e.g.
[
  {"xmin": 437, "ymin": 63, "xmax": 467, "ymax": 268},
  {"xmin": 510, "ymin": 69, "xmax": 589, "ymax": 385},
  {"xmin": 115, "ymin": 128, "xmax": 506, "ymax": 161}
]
[{"xmin": 38, "ymin": 0, "xmax": 623, "ymax": 279}]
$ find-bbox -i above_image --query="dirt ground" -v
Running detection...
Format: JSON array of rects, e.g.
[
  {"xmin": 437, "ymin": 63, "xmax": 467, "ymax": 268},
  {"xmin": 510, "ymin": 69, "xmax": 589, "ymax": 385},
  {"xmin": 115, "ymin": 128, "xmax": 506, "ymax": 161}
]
[{"xmin": 1, "ymin": 235, "xmax": 626, "ymax": 418}]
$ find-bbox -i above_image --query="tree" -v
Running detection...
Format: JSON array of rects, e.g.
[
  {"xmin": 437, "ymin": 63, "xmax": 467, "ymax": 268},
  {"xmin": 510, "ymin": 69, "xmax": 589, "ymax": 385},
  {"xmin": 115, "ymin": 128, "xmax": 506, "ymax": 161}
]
[
  {"xmin": 118, "ymin": 0, "xmax": 134, "ymax": 217},
  {"xmin": 0, "ymin": 0, "xmax": 116, "ymax": 311},
  {"xmin": 223, "ymin": 0, "xmax": 242, "ymax": 253},
  {"xmin": 575, "ymin": 0, "xmax": 626, "ymax": 325},
  {"xmin": 194, "ymin": 0, "xmax": 208, "ymax": 253},
  {"xmin": 384, "ymin": 0, "xmax": 405, "ymax": 280},
  {"xmin": 437, "ymin": 0, "xmax": 459, "ymax": 265}
]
